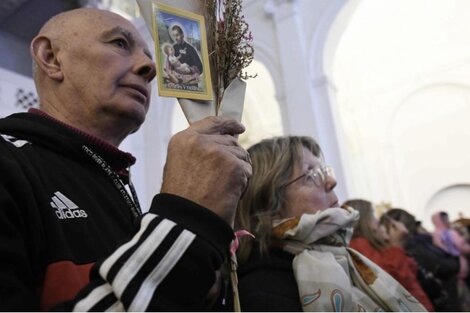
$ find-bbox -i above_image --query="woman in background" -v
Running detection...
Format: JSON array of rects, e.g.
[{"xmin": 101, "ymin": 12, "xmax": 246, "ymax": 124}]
[
  {"xmin": 345, "ymin": 199, "xmax": 433, "ymax": 311},
  {"xmin": 384, "ymin": 208, "xmax": 460, "ymax": 311}
]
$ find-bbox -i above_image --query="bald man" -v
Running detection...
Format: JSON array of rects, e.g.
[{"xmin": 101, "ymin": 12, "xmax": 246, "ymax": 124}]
[{"xmin": 0, "ymin": 8, "xmax": 251, "ymax": 311}]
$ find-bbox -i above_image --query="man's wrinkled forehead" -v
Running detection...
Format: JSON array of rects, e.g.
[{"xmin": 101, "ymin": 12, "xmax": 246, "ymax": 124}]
[{"xmin": 101, "ymin": 25, "xmax": 153, "ymax": 60}]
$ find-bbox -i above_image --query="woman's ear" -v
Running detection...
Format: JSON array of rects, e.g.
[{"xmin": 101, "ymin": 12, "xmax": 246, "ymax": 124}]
[{"xmin": 30, "ymin": 35, "xmax": 64, "ymax": 81}]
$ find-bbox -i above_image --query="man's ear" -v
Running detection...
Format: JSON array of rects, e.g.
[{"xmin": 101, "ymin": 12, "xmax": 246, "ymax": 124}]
[{"xmin": 30, "ymin": 35, "xmax": 64, "ymax": 81}]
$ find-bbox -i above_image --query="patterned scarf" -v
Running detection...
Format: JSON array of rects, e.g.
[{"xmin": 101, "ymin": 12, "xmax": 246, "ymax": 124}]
[{"xmin": 272, "ymin": 207, "xmax": 427, "ymax": 312}]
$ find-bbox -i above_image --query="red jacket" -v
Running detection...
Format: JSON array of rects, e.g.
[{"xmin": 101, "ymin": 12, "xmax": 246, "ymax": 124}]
[{"xmin": 350, "ymin": 237, "xmax": 434, "ymax": 311}]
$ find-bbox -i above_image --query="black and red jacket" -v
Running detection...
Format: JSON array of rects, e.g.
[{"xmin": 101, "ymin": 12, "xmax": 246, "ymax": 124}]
[{"xmin": 0, "ymin": 110, "xmax": 233, "ymax": 311}]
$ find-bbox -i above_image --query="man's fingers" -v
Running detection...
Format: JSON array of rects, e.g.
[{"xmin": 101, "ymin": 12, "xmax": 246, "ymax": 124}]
[
  {"xmin": 210, "ymin": 134, "xmax": 241, "ymax": 147},
  {"xmin": 225, "ymin": 145, "xmax": 252, "ymax": 164},
  {"xmin": 190, "ymin": 116, "xmax": 245, "ymax": 136},
  {"xmin": 163, "ymin": 117, "xmax": 253, "ymax": 226}
]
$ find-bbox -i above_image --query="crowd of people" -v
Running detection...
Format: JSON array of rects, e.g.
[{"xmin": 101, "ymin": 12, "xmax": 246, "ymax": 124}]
[
  {"xmin": 344, "ymin": 200, "xmax": 469, "ymax": 311},
  {"xmin": 1, "ymin": 7, "xmax": 469, "ymax": 312}
]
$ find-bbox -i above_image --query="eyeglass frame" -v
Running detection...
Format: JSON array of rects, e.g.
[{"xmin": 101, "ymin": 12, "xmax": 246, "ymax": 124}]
[{"xmin": 282, "ymin": 165, "xmax": 335, "ymax": 188}]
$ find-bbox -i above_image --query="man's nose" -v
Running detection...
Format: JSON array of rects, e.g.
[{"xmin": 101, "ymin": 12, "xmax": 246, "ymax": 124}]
[{"xmin": 135, "ymin": 51, "xmax": 156, "ymax": 83}]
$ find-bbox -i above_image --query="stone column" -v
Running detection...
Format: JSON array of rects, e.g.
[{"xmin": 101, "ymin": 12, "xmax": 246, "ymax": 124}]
[
  {"xmin": 264, "ymin": 0, "xmax": 349, "ymax": 200},
  {"xmin": 264, "ymin": 0, "xmax": 319, "ymax": 138}
]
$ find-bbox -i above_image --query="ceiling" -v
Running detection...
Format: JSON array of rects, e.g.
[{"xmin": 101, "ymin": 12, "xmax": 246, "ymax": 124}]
[{"xmin": 0, "ymin": 0, "xmax": 82, "ymax": 42}]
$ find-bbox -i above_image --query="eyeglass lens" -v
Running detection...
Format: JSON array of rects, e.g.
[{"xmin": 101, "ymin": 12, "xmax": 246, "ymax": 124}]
[{"xmin": 306, "ymin": 165, "xmax": 335, "ymax": 187}]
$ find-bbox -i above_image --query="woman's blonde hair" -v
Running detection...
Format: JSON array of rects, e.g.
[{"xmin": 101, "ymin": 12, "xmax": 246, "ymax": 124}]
[{"xmin": 235, "ymin": 136, "xmax": 322, "ymax": 262}]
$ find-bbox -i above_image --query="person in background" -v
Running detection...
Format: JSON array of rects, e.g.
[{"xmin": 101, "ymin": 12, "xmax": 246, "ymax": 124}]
[
  {"xmin": 432, "ymin": 211, "xmax": 470, "ymax": 310},
  {"xmin": 452, "ymin": 214, "xmax": 470, "ymax": 246},
  {"xmin": 452, "ymin": 215, "xmax": 470, "ymax": 290},
  {"xmin": 0, "ymin": 8, "xmax": 251, "ymax": 311},
  {"xmin": 345, "ymin": 199, "xmax": 434, "ymax": 311},
  {"xmin": 233, "ymin": 136, "xmax": 426, "ymax": 311},
  {"xmin": 384, "ymin": 209, "xmax": 461, "ymax": 311}
]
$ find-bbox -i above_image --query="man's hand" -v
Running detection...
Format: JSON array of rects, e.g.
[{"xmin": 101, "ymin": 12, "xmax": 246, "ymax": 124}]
[{"xmin": 161, "ymin": 116, "xmax": 252, "ymax": 227}]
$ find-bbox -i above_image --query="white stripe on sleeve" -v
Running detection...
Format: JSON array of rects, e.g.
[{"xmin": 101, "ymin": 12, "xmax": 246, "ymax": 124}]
[
  {"xmin": 99, "ymin": 214, "xmax": 157, "ymax": 278},
  {"xmin": 105, "ymin": 301, "xmax": 125, "ymax": 312},
  {"xmin": 128, "ymin": 230, "xmax": 196, "ymax": 311},
  {"xmin": 112, "ymin": 219, "xmax": 176, "ymax": 298},
  {"xmin": 73, "ymin": 283, "xmax": 113, "ymax": 311}
]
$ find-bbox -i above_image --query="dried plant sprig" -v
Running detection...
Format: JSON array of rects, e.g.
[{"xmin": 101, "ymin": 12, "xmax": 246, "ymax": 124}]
[{"xmin": 206, "ymin": 0, "xmax": 256, "ymax": 111}]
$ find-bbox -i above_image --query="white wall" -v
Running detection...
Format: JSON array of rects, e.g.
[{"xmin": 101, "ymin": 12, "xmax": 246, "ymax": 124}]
[
  {"xmin": 239, "ymin": 0, "xmax": 470, "ymax": 226},
  {"xmin": 240, "ymin": 0, "xmax": 350, "ymax": 201},
  {"xmin": 331, "ymin": 0, "xmax": 470, "ymax": 225}
]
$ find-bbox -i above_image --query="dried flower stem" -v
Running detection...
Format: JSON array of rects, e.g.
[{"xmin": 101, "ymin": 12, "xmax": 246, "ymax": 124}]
[{"xmin": 206, "ymin": 0, "xmax": 256, "ymax": 112}]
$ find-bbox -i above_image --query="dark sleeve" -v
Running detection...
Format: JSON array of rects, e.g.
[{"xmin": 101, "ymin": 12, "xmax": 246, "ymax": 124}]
[
  {"xmin": 406, "ymin": 242, "xmax": 460, "ymax": 278},
  {"xmin": 237, "ymin": 272, "xmax": 302, "ymax": 312},
  {"xmin": 433, "ymin": 254, "xmax": 460, "ymax": 277},
  {"xmin": 235, "ymin": 249, "xmax": 302, "ymax": 312},
  {"xmin": 0, "ymin": 140, "xmax": 43, "ymax": 311},
  {"xmin": 68, "ymin": 193, "xmax": 234, "ymax": 311}
]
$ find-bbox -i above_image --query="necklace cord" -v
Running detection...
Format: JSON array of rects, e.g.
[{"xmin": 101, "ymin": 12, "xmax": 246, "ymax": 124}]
[{"xmin": 82, "ymin": 145, "xmax": 142, "ymax": 218}]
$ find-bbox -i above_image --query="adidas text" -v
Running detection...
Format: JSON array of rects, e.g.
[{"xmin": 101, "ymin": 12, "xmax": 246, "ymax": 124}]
[
  {"xmin": 50, "ymin": 191, "xmax": 88, "ymax": 219},
  {"xmin": 55, "ymin": 208, "xmax": 88, "ymax": 219}
]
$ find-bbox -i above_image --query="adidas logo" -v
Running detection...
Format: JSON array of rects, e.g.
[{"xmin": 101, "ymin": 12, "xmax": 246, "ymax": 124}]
[
  {"xmin": 50, "ymin": 191, "xmax": 88, "ymax": 219},
  {"xmin": 1, "ymin": 134, "xmax": 31, "ymax": 148}
]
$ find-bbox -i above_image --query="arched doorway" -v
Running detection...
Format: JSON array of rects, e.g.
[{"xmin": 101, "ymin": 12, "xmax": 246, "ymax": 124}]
[{"xmin": 425, "ymin": 184, "xmax": 470, "ymax": 229}]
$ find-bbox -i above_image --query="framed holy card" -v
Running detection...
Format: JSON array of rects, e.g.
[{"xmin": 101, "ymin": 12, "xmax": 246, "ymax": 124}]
[{"xmin": 151, "ymin": 3, "xmax": 213, "ymax": 100}]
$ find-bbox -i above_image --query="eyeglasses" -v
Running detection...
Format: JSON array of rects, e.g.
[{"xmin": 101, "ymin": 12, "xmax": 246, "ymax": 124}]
[{"xmin": 282, "ymin": 165, "xmax": 335, "ymax": 188}]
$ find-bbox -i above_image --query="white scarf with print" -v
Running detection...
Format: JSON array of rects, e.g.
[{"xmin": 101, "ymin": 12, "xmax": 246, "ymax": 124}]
[{"xmin": 272, "ymin": 207, "xmax": 427, "ymax": 312}]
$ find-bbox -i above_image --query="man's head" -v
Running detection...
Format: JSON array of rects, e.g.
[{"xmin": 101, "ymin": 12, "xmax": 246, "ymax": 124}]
[
  {"xmin": 31, "ymin": 8, "xmax": 156, "ymax": 146},
  {"xmin": 170, "ymin": 25, "xmax": 185, "ymax": 44}
]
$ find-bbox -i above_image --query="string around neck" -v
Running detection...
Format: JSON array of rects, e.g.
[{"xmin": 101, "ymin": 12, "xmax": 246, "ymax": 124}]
[{"xmin": 82, "ymin": 145, "xmax": 142, "ymax": 219}]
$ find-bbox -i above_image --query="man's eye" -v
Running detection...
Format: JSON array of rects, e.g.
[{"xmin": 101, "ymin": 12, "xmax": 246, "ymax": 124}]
[{"xmin": 112, "ymin": 38, "xmax": 129, "ymax": 49}]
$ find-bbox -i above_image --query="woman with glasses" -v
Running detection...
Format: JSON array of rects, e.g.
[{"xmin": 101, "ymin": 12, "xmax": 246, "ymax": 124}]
[{"xmin": 234, "ymin": 136, "xmax": 426, "ymax": 311}]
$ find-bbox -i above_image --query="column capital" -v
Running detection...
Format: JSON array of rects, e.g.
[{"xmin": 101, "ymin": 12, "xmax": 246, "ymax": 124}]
[{"xmin": 264, "ymin": 0, "xmax": 298, "ymax": 19}]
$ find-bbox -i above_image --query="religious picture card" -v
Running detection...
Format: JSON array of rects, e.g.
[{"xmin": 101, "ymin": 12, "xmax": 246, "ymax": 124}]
[{"xmin": 151, "ymin": 3, "xmax": 213, "ymax": 100}]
